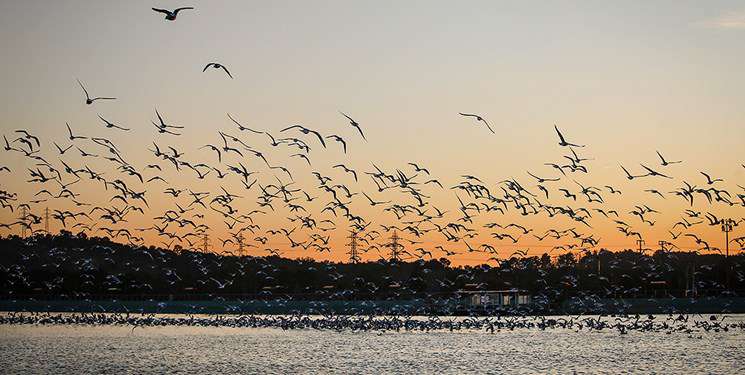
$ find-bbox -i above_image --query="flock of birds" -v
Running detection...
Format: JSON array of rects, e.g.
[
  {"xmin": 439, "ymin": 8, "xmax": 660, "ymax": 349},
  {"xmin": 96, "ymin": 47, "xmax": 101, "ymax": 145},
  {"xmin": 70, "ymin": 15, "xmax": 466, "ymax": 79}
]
[
  {"xmin": 1, "ymin": 6, "xmax": 744, "ymax": 273},
  {"xmin": 2, "ymin": 311, "xmax": 743, "ymax": 336}
]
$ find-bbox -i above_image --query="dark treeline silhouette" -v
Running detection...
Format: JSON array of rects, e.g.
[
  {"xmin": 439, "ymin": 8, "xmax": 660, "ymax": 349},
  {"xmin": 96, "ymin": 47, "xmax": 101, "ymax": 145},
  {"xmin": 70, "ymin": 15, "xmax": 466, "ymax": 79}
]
[{"xmin": 1, "ymin": 231, "xmax": 744, "ymax": 307}]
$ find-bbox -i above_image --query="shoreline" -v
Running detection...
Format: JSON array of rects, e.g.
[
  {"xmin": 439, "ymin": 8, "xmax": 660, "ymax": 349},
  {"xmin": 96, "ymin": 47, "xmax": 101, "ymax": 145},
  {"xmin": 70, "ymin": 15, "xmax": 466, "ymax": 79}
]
[{"xmin": 3, "ymin": 296, "xmax": 745, "ymax": 315}]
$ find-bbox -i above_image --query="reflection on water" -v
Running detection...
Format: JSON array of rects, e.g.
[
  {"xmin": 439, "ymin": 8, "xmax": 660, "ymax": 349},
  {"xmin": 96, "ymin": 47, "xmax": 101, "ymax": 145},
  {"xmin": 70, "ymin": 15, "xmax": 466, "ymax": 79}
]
[{"xmin": 2, "ymin": 315, "xmax": 745, "ymax": 374}]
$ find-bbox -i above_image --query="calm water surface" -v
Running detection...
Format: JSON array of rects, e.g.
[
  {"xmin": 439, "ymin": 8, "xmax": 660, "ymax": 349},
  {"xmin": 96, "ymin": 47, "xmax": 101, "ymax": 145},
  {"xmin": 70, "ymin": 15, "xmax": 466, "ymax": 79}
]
[{"xmin": 2, "ymin": 316, "xmax": 745, "ymax": 374}]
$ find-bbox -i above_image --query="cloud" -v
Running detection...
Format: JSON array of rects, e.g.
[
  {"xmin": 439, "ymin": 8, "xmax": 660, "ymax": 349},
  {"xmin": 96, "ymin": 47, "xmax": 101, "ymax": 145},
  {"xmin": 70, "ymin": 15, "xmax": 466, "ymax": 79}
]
[{"xmin": 698, "ymin": 10, "xmax": 745, "ymax": 29}]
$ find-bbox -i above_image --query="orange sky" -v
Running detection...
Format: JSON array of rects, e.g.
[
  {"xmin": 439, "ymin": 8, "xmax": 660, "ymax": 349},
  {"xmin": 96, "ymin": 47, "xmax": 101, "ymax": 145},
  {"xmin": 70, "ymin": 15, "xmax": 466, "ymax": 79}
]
[{"xmin": 0, "ymin": 1, "xmax": 744, "ymax": 265}]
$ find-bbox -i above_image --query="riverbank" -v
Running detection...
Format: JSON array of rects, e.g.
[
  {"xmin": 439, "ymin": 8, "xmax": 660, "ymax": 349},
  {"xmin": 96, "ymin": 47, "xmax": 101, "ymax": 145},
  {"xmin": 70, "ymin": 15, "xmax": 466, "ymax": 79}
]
[{"xmin": 3, "ymin": 296, "xmax": 745, "ymax": 315}]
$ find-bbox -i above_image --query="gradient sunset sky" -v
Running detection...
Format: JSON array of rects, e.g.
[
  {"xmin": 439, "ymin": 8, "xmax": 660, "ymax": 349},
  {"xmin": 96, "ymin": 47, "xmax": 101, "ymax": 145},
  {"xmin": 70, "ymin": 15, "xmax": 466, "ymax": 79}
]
[{"xmin": 0, "ymin": 1, "xmax": 743, "ymax": 265}]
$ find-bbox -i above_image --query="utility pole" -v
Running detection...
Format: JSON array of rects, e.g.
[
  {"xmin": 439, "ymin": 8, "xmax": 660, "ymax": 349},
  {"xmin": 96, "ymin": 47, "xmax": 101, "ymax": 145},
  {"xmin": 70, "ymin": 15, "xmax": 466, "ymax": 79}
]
[
  {"xmin": 593, "ymin": 250, "xmax": 601, "ymax": 274},
  {"xmin": 722, "ymin": 218, "xmax": 736, "ymax": 258},
  {"xmin": 44, "ymin": 207, "xmax": 50, "ymax": 235},
  {"xmin": 636, "ymin": 238, "xmax": 645, "ymax": 253},
  {"xmin": 238, "ymin": 232, "xmax": 245, "ymax": 256},
  {"xmin": 346, "ymin": 231, "xmax": 360, "ymax": 263},
  {"xmin": 202, "ymin": 232, "xmax": 210, "ymax": 253},
  {"xmin": 722, "ymin": 218, "xmax": 736, "ymax": 290},
  {"xmin": 386, "ymin": 230, "xmax": 402, "ymax": 262},
  {"xmin": 20, "ymin": 206, "xmax": 28, "ymax": 238}
]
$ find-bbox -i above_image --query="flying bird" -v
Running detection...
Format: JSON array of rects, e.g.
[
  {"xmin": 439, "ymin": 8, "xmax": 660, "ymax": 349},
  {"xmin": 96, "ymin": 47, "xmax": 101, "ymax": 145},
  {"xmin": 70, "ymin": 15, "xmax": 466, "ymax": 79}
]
[
  {"xmin": 554, "ymin": 125, "xmax": 584, "ymax": 147},
  {"xmin": 458, "ymin": 113, "xmax": 494, "ymax": 134},
  {"xmin": 152, "ymin": 6, "xmax": 194, "ymax": 21},
  {"xmin": 339, "ymin": 111, "xmax": 366, "ymax": 141},
  {"xmin": 203, "ymin": 63, "xmax": 233, "ymax": 79},
  {"xmin": 97, "ymin": 115, "xmax": 130, "ymax": 131},
  {"xmin": 77, "ymin": 79, "xmax": 115, "ymax": 105},
  {"xmin": 656, "ymin": 151, "xmax": 681, "ymax": 166}
]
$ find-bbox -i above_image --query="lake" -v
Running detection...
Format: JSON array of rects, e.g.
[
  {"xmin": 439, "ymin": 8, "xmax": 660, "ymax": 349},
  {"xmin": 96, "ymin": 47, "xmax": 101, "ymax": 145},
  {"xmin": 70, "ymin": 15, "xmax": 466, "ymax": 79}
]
[{"xmin": 2, "ymin": 315, "xmax": 745, "ymax": 374}]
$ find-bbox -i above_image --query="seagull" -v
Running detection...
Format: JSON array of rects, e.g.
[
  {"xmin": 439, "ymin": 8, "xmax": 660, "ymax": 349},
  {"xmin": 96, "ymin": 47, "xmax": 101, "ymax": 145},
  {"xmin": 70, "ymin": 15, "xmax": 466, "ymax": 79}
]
[
  {"xmin": 97, "ymin": 115, "xmax": 130, "ymax": 131},
  {"xmin": 640, "ymin": 164, "xmax": 672, "ymax": 179},
  {"xmin": 152, "ymin": 7, "xmax": 194, "ymax": 21},
  {"xmin": 554, "ymin": 125, "xmax": 584, "ymax": 147},
  {"xmin": 203, "ymin": 63, "xmax": 233, "ymax": 79},
  {"xmin": 700, "ymin": 171, "xmax": 723, "ymax": 185},
  {"xmin": 339, "ymin": 111, "xmax": 366, "ymax": 141},
  {"xmin": 620, "ymin": 165, "xmax": 643, "ymax": 180},
  {"xmin": 326, "ymin": 135, "xmax": 347, "ymax": 153},
  {"xmin": 66, "ymin": 123, "xmax": 87, "ymax": 141},
  {"xmin": 333, "ymin": 164, "xmax": 358, "ymax": 181},
  {"xmin": 458, "ymin": 113, "xmax": 494, "ymax": 134},
  {"xmin": 656, "ymin": 151, "xmax": 681, "ymax": 166},
  {"xmin": 280, "ymin": 125, "xmax": 326, "ymax": 148},
  {"xmin": 527, "ymin": 171, "xmax": 560, "ymax": 183},
  {"xmin": 77, "ymin": 79, "xmax": 115, "ymax": 105}
]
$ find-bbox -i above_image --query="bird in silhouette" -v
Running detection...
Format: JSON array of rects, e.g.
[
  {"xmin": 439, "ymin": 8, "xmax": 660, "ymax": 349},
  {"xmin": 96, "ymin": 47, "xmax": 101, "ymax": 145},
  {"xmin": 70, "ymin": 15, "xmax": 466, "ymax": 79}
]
[
  {"xmin": 97, "ymin": 115, "xmax": 130, "ymax": 131},
  {"xmin": 700, "ymin": 171, "xmax": 723, "ymax": 185},
  {"xmin": 339, "ymin": 111, "xmax": 366, "ymax": 141},
  {"xmin": 554, "ymin": 125, "xmax": 584, "ymax": 147},
  {"xmin": 203, "ymin": 63, "xmax": 233, "ymax": 79},
  {"xmin": 77, "ymin": 79, "xmax": 115, "ymax": 105},
  {"xmin": 656, "ymin": 151, "xmax": 681, "ymax": 166},
  {"xmin": 152, "ymin": 6, "xmax": 194, "ymax": 21},
  {"xmin": 458, "ymin": 113, "xmax": 494, "ymax": 134},
  {"xmin": 280, "ymin": 125, "xmax": 326, "ymax": 147}
]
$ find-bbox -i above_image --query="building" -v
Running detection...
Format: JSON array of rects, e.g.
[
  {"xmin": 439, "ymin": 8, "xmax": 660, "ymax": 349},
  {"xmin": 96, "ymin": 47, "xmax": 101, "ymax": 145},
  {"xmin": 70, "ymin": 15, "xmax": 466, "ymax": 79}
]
[{"xmin": 459, "ymin": 289, "xmax": 532, "ymax": 308}]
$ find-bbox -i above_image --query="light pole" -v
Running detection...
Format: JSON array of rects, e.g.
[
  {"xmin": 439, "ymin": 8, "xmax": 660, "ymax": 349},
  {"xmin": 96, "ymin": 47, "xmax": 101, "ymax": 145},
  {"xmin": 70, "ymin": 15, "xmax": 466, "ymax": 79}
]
[{"xmin": 721, "ymin": 218, "xmax": 736, "ymax": 258}]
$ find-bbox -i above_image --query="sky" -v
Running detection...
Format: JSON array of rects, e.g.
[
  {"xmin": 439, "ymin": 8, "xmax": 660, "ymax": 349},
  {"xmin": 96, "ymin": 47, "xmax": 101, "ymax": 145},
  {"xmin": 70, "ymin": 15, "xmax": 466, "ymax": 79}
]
[{"xmin": 0, "ymin": 1, "xmax": 744, "ymax": 265}]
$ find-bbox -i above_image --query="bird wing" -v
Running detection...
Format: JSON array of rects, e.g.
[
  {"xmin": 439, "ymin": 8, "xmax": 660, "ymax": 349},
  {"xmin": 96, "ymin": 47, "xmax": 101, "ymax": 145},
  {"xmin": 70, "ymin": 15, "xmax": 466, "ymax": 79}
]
[
  {"xmin": 220, "ymin": 65, "xmax": 233, "ymax": 78},
  {"xmin": 280, "ymin": 125, "xmax": 300, "ymax": 132},
  {"xmin": 554, "ymin": 125, "xmax": 566, "ymax": 143},
  {"xmin": 152, "ymin": 8, "xmax": 170, "ymax": 15},
  {"xmin": 620, "ymin": 165, "xmax": 632, "ymax": 177},
  {"xmin": 76, "ymin": 79, "xmax": 90, "ymax": 99}
]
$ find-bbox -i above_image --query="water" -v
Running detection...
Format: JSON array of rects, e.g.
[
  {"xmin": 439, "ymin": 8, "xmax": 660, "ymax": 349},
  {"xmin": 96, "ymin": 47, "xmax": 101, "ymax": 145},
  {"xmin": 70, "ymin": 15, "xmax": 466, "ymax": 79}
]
[{"xmin": 2, "ymin": 316, "xmax": 745, "ymax": 374}]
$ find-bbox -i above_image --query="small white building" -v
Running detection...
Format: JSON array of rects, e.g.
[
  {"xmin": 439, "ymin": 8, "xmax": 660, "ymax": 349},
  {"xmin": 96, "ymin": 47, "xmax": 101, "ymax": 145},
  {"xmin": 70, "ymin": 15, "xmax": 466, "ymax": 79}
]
[{"xmin": 460, "ymin": 289, "xmax": 532, "ymax": 308}]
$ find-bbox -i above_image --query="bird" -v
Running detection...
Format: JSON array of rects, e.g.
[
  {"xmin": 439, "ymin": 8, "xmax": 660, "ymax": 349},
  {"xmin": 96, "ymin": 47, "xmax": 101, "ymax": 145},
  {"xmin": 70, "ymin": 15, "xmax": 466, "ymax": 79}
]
[
  {"xmin": 640, "ymin": 164, "xmax": 672, "ymax": 179},
  {"xmin": 554, "ymin": 125, "xmax": 584, "ymax": 147},
  {"xmin": 620, "ymin": 165, "xmax": 641, "ymax": 180},
  {"xmin": 152, "ymin": 6, "xmax": 194, "ymax": 21},
  {"xmin": 280, "ymin": 125, "xmax": 326, "ymax": 147},
  {"xmin": 326, "ymin": 135, "xmax": 347, "ymax": 153},
  {"xmin": 66, "ymin": 123, "xmax": 87, "ymax": 141},
  {"xmin": 458, "ymin": 113, "xmax": 494, "ymax": 134},
  {"xmin": 333, "ymin": 164, "xmax": 358, "ymax": 181},
  {"xmin": 339, "ymin": 112, "xmax": 366, "ymax": 141},
  {"xmin": 656, "ymin": 151, "xmax": 681, "ymax": 166},
  {"xmin": 97, "ymin": 115, "xmax": 130, "ymax": 131},
  {"xmin": 203, "ymin": 63, "xmax": 233, "ymax": 79},
  {"xmin": 700, "ymin": 171, "xmax": 723, "ymax": 185},
  {"xmin": 77, "ymin": 79, "xmax": 115, "ymax": 105}
]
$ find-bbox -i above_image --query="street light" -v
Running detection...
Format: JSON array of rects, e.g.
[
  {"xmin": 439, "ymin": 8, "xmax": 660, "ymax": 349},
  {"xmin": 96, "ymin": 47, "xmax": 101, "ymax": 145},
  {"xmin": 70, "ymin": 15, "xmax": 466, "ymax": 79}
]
[{"xmin": 721, "ymin": 218, "xmax": 737, "ymax": 258}]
